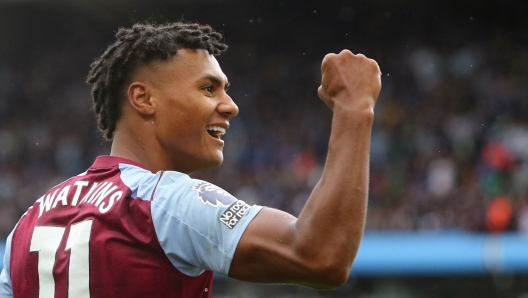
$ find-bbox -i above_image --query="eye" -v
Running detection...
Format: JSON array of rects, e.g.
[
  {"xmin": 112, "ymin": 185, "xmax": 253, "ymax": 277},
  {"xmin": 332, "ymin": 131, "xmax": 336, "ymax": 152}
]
[{"xmin": 203, "ymin": 86, "xmax": 213, "ymax": 93}]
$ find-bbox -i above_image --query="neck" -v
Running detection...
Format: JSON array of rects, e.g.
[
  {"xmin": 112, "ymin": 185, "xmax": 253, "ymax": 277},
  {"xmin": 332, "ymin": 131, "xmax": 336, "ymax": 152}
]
[{"xmin": 110, "ymin": 122, "xmax": 169, "ymax": 173}]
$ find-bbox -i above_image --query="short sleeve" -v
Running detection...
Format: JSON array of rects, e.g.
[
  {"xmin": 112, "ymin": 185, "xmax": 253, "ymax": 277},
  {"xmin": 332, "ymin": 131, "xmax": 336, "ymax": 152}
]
[
  {"xmin": 150, "ymin": 171, "xmax": 263, "ymax": 277},
  {"xmin": 0, "ymin": 229, "xmax": 14, "ymax": 297}
]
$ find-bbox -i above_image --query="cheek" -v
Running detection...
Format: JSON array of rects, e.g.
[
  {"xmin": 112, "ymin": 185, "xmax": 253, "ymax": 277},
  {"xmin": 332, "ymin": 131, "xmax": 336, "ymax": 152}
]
[
  {"xmin": 159, "ymin": 113, "xmax": 206, "ymax": 145},
  {"xmin": 157, "ymin": 98, "xmax": 191, "ymax": 127},
  {"xmin": 155, "ymin": 94, "xmax": 212, "ymax": 139}
]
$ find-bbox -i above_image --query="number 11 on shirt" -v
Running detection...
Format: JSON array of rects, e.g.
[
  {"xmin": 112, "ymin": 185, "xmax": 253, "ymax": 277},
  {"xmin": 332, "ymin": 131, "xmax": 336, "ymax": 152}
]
[{"xmin": 30, "ymin": 219, "xmax": 93, "ymax": 298}]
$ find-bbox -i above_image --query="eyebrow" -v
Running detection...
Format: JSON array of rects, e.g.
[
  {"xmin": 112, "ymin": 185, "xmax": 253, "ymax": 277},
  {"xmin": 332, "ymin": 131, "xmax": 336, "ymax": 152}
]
[{"xmin": 203, "ymin": 75, "xmax": 230, "ymax": 91}]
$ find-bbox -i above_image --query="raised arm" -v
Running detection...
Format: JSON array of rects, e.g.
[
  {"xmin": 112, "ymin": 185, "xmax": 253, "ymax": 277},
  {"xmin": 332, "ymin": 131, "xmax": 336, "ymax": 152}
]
[{"xmin": 228, "ymin": 50, "xmax": 381, "ymax": 289}]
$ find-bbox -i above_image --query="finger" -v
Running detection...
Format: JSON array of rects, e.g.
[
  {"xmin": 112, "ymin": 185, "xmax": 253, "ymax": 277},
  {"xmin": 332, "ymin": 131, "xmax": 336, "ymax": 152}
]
[
  {"xmin": 321, "ymin": 53, "xmax": 337, "ymax": 72},
  {"xmin": 317, "ymin": 86, "xmax": 334, "ymax": 111},
  {"xmin": 339, "ymin": 49, "xmax": 354, "ymax": 56},
  {"xmin": 317, "ymin": 85, "xmax": 324, "ymax": 100},
  {"xmin": 368, "ymin": 58, "xmax": 381, "ymax": 74}
]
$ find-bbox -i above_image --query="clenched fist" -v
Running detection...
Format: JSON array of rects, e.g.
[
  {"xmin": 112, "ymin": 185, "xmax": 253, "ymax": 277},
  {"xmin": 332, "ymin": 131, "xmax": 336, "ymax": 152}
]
[{"xmin": 318, "ymin": 50, "xmax": 381, "ymax": 112}]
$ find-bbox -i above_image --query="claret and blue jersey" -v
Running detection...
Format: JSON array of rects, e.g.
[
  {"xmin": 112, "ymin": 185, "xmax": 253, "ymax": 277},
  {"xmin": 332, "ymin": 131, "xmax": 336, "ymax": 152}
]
[{"xmin": 0, "ymin": 156, "xmax": 262, "ymax": 298}]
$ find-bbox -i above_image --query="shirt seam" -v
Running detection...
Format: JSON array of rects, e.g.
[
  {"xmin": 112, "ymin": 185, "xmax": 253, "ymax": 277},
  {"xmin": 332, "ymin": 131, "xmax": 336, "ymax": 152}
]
[{"xmin": 150, "ymin": 171, "xmax": 164, "ymax": 201}]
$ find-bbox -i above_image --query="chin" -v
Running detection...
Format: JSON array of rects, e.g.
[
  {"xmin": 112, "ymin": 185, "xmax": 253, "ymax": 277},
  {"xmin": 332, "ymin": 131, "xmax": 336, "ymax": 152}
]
[
  {"xmin": 170, "ymin": 150, "xmax": 223, "ymax": 173},
  {"xmin": 209, "ymin": 155, "xmax": 224, "ymax": 168},
  {"xmin": 195, "ymin": 153, "xmax": 224, "ymax": 171}
]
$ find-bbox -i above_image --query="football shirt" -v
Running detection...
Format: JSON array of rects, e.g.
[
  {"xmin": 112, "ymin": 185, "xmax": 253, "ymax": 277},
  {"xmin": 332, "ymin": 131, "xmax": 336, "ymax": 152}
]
[{"xmin": 0, "ymin": 156, "xmax": 262, "ymax": 297}]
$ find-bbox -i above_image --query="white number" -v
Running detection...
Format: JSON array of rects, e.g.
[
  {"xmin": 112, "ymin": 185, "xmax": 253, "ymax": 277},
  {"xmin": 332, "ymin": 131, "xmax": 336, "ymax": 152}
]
[
  {"xmin": 30, "ymin": 220, "xmax": 93, "ymax": 298},
  {"xmin": 30, "ymin": 226, "xmax": 65, "ymax": 298}
]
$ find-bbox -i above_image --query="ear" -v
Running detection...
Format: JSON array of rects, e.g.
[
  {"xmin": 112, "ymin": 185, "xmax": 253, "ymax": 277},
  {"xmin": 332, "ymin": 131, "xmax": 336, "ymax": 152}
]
[{"xmin": 127, "ymin": 82, "xmax": 155, "ymax": 116}]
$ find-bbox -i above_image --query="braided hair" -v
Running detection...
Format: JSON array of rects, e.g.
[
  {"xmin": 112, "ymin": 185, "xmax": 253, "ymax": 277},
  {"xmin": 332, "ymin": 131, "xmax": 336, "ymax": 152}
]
[{"xmin": 86, "ymin": 22, "xmax": 228, "ymax": 140}]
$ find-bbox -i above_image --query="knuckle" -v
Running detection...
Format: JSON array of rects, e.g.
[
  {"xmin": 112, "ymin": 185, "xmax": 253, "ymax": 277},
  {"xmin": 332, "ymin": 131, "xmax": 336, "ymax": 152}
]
[
  {"xmin": 323, "ymin": 53, "xmax": 337, "ymax": 61},
  {"xmin": 321, "ymin": 55, "xmax": 336, "ymax": 68},
  {"xmin": 364, "ymin": 58, "xmax": 378, "ymax": 67},
  {"xmin": 371, "ymin": 61, "xmax": 381, "ymax": 71}
]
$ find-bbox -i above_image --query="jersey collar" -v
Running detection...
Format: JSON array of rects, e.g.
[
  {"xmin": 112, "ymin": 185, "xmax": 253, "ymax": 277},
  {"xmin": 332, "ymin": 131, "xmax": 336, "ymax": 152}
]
[{"xmin": 91, "ymin": 155, "xmax": 148, "ymax": 170}]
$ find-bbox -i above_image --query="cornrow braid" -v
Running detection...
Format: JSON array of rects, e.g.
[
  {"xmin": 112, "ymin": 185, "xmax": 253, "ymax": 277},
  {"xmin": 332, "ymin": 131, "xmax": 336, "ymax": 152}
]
[{"xmin": 86, "ymin": 22, "xmax": 228, "ymax": 140}]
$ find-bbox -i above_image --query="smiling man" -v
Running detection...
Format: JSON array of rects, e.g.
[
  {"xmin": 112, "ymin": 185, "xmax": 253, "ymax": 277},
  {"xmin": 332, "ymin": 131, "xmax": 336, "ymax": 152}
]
[
  {"xmin": 111, "ymin": 47, "xmax": 237, "ymax": 174},
  {"xmin": 0, "ymin": 22, "xmax": 381, "ymax": 297}
]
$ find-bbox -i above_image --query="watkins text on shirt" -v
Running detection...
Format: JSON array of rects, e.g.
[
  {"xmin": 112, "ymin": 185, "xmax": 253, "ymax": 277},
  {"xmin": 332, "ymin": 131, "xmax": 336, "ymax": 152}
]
[{"xmin": 39, "ymin": 180, "xmax": 124, "ymax": 217}]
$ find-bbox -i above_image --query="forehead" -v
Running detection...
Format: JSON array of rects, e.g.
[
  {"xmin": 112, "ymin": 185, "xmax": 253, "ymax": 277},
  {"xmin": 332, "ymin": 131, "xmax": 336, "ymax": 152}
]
[{"xmin": 143, "ymin": 48, "xmax": 226, "ymax": 85}]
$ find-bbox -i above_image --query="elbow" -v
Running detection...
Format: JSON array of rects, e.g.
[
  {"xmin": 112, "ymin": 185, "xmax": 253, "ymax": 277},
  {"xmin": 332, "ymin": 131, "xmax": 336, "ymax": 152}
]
[
  {"xmin": 292, "ymin": 235, "xmax": 361, "ymax": 289},
  {"xmin": 302, "ymin": 258, "xmax": 352, "ymax": 290},
  {"xmin": 301, "ymin": 241, "xmax": 360, "ymax": 289},
  {"xmin": 316, "ymin": 265, "xmax": 350, "ymax": 290}
]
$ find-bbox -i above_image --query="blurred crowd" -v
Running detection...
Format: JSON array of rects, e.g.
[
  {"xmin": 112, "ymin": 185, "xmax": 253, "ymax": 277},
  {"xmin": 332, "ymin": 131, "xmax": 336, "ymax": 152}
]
[{"xmin": 0, "ymin": 3, "xmax": 527, "ymax": 239}]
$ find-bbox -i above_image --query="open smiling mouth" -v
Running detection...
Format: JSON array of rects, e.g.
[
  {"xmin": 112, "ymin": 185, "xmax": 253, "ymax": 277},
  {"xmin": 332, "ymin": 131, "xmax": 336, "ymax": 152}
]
[{"xmin": 206, "ymin": 125, "xmax": 226, "ymax": 140}]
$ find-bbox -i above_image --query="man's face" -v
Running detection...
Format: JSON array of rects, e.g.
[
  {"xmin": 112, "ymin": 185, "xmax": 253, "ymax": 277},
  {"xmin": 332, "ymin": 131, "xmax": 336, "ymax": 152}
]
[{"xmin": 135, "ymin": 48, "xmax": 238, "ymax": 173}]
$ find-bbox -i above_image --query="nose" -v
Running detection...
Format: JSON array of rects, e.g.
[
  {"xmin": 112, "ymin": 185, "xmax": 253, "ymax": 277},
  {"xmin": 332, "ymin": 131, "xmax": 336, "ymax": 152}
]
[{"xmin": 218, "ymin": 93, "xmax": 239, "ymax": 118}]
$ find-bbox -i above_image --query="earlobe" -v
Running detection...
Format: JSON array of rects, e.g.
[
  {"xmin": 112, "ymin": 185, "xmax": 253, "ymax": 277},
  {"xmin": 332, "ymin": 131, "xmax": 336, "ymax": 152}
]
[{"xmin": 127, "ymin": 82, "xmax": 155, "ymax": 116}]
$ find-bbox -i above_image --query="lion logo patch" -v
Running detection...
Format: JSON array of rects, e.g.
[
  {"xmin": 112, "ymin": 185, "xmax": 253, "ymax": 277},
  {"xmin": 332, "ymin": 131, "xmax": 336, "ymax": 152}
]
[{"xmin": 192, "ymin": 181, "xmax": 237, "ymax": 207}]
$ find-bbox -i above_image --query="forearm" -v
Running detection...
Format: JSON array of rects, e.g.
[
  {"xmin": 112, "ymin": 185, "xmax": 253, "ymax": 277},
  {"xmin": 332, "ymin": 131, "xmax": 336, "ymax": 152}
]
[{"xmin": 294, "ymin": 103, "xmax": 374, "ymax": 269}]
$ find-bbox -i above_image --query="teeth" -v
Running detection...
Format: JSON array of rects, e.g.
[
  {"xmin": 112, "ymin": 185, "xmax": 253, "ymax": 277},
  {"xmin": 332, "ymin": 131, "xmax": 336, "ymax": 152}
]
[{"xmin": 206, "ymin": 125, "xmax": 226, "ymax": 136}]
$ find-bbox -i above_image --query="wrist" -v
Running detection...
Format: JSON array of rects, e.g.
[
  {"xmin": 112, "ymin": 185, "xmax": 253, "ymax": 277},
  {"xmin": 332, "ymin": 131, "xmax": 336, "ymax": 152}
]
[{"xmin": 332, "ymin": 101, "xmax": 375, "ymax": 125}]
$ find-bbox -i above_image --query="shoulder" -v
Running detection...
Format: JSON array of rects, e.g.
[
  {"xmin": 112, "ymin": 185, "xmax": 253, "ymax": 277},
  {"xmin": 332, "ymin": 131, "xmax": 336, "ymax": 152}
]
[
  {"xmin": 117, "ymin": 163, "xmax": 164, "ymax": 200},
  {"xmin": 149, "ymin": 174, "xmax": 263, "ymax": 275},
  {"xmin": 153, "ymin": 173, "xmax": 237, "ymax": 207},
  {"xmin": 118, "ymin": 165, "xmax": 238, "ymax": 209}
]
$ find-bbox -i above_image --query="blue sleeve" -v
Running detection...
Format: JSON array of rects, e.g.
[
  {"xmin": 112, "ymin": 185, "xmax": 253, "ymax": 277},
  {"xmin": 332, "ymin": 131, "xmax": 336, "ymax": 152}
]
[
  {"xmin": 0, "ymin": 230, "xmax": 14, "ymax": 298},
  {"xmin": 151, "ymin": 171, "xmax": 263, "ymax": 277}
]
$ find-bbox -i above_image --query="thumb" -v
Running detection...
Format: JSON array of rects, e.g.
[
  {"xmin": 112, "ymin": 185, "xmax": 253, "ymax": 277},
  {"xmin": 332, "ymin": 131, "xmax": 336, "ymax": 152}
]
[{"xmin": 318, "ymin": 85, "xmax": 334, "ymax": 111}]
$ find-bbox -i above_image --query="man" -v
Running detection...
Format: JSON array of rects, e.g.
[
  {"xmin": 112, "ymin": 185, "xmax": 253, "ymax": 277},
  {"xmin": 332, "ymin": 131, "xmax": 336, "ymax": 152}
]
[{"xmin": 0, "ymin": 22, "xmax": 380, "ymax": 297}]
